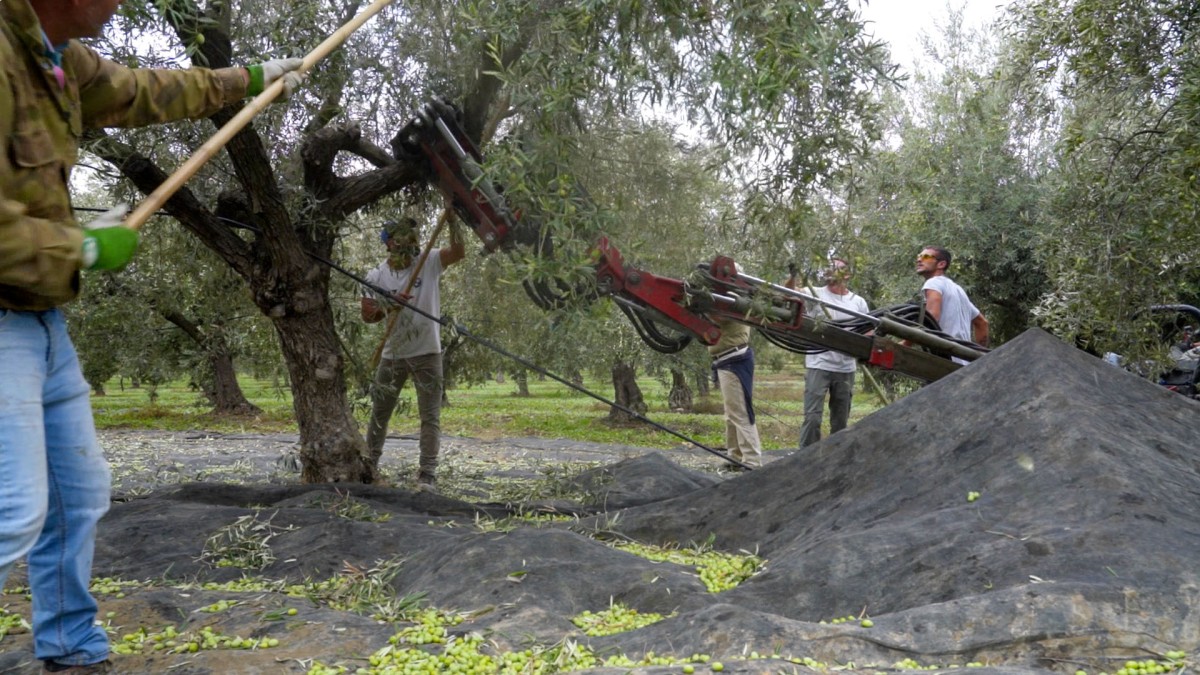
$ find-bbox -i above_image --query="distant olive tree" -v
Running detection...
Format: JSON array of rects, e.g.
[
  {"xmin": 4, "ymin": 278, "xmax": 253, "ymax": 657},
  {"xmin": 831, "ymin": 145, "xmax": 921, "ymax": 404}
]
[
  {"xmin": 1007, "ymin": 0, "xmax": 1200, "ymax": 356},
  {"xmin": 844, "ymin": 7, "xmax": 1051, "ymax": 343}
]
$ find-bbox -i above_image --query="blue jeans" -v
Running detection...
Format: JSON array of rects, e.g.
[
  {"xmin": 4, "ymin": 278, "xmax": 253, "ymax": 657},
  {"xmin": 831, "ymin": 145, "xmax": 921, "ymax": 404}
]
[{"xmin": 0, "ymin": 309, "xmax": 111, "ymax": 666}]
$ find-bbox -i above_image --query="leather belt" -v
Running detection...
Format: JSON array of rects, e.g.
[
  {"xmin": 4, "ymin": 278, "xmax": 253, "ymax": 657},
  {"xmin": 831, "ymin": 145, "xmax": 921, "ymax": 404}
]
[{"xmin": 713, "ymin": 344, "xmax": 748, "ymax": 360}]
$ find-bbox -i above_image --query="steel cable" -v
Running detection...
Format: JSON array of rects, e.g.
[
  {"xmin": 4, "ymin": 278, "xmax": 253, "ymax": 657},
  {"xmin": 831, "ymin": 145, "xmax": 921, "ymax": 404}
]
[{"xmin": 75, "ymin": 206, "xmax": 756, "ymax": 471}]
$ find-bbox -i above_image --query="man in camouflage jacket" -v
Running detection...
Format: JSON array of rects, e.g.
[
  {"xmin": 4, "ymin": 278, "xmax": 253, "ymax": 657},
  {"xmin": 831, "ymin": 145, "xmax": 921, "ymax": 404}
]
[{"xmin": 0, "ymin": 0, "xmax": 301, "ymax": 671}]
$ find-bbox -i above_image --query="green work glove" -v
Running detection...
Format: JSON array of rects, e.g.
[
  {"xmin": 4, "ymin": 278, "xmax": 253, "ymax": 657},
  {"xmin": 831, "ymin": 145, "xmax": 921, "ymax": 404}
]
[
  {"xmin": 81, "ymin": 204, "xmax": 139, "ymax": 271},
  {"xmin": 246, "ymin": 58, "xmax": 305, "ymax": 97}
]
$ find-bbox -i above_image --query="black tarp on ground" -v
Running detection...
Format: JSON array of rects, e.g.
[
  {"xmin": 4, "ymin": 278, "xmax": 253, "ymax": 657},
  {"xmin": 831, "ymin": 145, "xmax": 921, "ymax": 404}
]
[
  {"xmin": 600, "ymin": 328, "xmax": 1200, "ymax": 666},
  {"xmin": 4, "ymin": 328, "xmax": 1197, "ymax": 674}
]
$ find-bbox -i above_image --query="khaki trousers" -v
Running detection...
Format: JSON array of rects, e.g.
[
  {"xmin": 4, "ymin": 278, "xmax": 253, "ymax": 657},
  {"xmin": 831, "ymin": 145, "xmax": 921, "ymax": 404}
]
[
  {"xmin": 366, "ymin": 352, "xmax": 443, "ymax": 476},
  {"xmin": 717, "ymin": 369, "xmax": 762, "ymax": 465}
]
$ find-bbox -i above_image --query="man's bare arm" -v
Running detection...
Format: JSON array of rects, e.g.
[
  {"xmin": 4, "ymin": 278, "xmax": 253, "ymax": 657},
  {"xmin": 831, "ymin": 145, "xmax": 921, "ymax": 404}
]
[
  {"xmin": 439, "ymin": 220, "xmax": 467, "ymax": 267},
  {"xmin": 923, "ymin": 288, "xmax": 943, "ymax": 323},
  {"xmin": 972, "ymin": 313, "xmax": 990, "ymax": 347}
]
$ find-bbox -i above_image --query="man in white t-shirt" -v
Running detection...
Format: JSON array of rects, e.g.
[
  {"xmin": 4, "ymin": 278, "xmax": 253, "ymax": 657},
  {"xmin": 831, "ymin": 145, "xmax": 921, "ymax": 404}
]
[
  {"xmin": 916, "ymin": 246, "xmax": 989, "ymax": 364},
  {"xmin": 361, "ymin": 217, "xmax": 465, "ymax": 488},
  {"xmin": 788, "ymin": 259, "xmax": 871, "ymax": 448}
]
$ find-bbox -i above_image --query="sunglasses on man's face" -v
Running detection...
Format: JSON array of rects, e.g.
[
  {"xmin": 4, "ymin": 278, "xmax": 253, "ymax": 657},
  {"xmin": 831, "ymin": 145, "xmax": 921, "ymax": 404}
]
[{"xmin": 917, "ymin": 253, "xmax": 939, "ymax": 261}]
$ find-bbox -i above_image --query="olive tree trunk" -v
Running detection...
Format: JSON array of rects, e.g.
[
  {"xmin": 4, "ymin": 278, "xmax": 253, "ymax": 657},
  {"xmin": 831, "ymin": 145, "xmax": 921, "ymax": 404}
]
[
  {"xmin": 667, "ymin": 367, "xmax": 693, "ymax": 412},
  {"xmin": 159, "ymin": 310, "xmax": 260, "ymax": 415},
  {"xmin": 514, "ymin": 369, "xmax": 530, "ymax": 396},
  {"xmin": 273, "ymin": 310, "xmax": 376, "ymax": 484},
  {"xmin": 608, "ymin": 361, "xmax": 647, "ymax": 422}
]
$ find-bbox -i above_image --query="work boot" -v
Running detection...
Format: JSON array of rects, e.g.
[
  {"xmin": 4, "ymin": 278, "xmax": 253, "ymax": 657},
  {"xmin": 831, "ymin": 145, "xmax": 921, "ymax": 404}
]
[
  {"xmin": 43, "ymin": 659, "xmax": 113, "ymax": 674},
  {"xmin": 415, "ymin": 470, "xmax": 437, "ymax": 491}
]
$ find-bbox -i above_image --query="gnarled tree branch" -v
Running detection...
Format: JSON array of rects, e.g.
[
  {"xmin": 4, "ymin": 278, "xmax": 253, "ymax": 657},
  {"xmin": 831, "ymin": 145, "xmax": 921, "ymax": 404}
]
[
  {"xmin": 301, "ymin": 122, "xmax": 427, "ymax": 219},
  {"xmin": 84, "ymin": 129, "xmax": 255, "ymax": 278},
  {"xmin": 159, "ymin": 0, "xmax": 293, "ymax": 246}
]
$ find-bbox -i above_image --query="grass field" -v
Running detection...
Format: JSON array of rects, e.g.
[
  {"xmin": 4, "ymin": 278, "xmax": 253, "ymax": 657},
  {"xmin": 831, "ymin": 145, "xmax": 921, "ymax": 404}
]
[{"xmin": 90, "ymin": 362, "xmax": 891, "ymax": 453}]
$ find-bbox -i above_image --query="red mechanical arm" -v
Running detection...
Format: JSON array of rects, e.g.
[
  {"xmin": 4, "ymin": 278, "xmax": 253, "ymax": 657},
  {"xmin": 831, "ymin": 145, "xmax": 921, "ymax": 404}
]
[
  {"xmin": 395, "ymin": 101, "xmax": 983, "ymax": 383},
  {"xmin": 591, "ymin": 238, "xmax": 723, "ymax": 345}
]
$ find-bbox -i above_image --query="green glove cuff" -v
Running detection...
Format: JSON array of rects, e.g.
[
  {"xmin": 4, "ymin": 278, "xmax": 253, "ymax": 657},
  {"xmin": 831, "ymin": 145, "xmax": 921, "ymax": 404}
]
[
  {"xmin": 246, "ymin": 64, "xmax": 265, "ymax": 97},
  {"xmin": 83, "ymin": 227, "xmax": 139, "ymax": 271}
]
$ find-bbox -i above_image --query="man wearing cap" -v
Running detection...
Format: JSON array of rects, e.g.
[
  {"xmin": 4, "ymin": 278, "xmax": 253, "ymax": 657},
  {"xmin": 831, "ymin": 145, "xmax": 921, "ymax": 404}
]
[
  {"xmin": 361, "ymin": 217, "xmax": 465, "ymax": 488},
  {"xmin": 0, "ymin": 0, "xmax": 303, "ymax": 671}
]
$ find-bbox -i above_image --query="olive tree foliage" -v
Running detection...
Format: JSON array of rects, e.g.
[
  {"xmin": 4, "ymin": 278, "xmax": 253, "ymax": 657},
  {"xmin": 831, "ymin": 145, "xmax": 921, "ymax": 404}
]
[
  {"xmin": 66, "ymin": 273, "xmax": 165, "ymax": 397},
  {"xmin": 83, "ymin": 0, "xmax": 895, "ymax": 482},
  {"xmin": 65, "ymin": 183, "xmax": 279, "ymax": 407},
  {"xmin": 1005, "ymin": 0, "xmax": 1200, "ymax": 355},
  {"xmin": 459, "ymin": 0, "xmax": 898, "ymax": 303},
  {"xmin": 68, "ymin": 285, "xmax": 188, "ymax": 399},
  {"xmin": 444, "ymin": 116, "xmax": 740, "ymax": 415},
  {"xmin": 69, "ymin": 225, "xmax": 277, "ymax": 412},
  {"xmin": 562, "ymin": 116, "xmax": 741, "ymax": 417},
  {"xmin": 838, "ymin": 7, "xmax": 1051, "ymax": 343},
  {"xmin": 65, "ymin": 190, "xmax": 162, "ymax": 394}
]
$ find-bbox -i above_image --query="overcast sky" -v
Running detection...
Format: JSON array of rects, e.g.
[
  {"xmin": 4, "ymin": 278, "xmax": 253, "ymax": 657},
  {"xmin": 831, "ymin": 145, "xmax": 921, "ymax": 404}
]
[{"xmin": 855, "ymin": 0, "xmax": 1011, "ymax": 72}]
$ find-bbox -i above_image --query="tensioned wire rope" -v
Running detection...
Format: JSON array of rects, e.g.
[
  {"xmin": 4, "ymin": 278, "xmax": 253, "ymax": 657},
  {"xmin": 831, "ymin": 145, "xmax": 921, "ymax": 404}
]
[{"xmin": 74, "ymin": 207, "xmax": 757, "ymax": 471}]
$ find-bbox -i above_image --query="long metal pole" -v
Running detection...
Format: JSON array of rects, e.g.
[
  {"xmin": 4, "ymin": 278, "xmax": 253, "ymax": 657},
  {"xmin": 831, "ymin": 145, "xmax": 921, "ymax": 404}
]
[
  {"xmin": 737, "ymin": 271, "xmax": 882, "ymax": 326},
  {"xmin": 126, "ymin": 0, "xmax": 400, "ymax": 231}
]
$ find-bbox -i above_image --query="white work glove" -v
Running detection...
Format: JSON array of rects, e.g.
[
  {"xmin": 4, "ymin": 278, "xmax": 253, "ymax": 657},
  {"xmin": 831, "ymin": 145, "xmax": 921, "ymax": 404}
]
[
  {"xmin": 278, "ymin": 71, "xmax": 304, "ymax": 98},
  {"xmin": 246, "ymin": 58, "xmax": 305, "ymax": 97}
]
